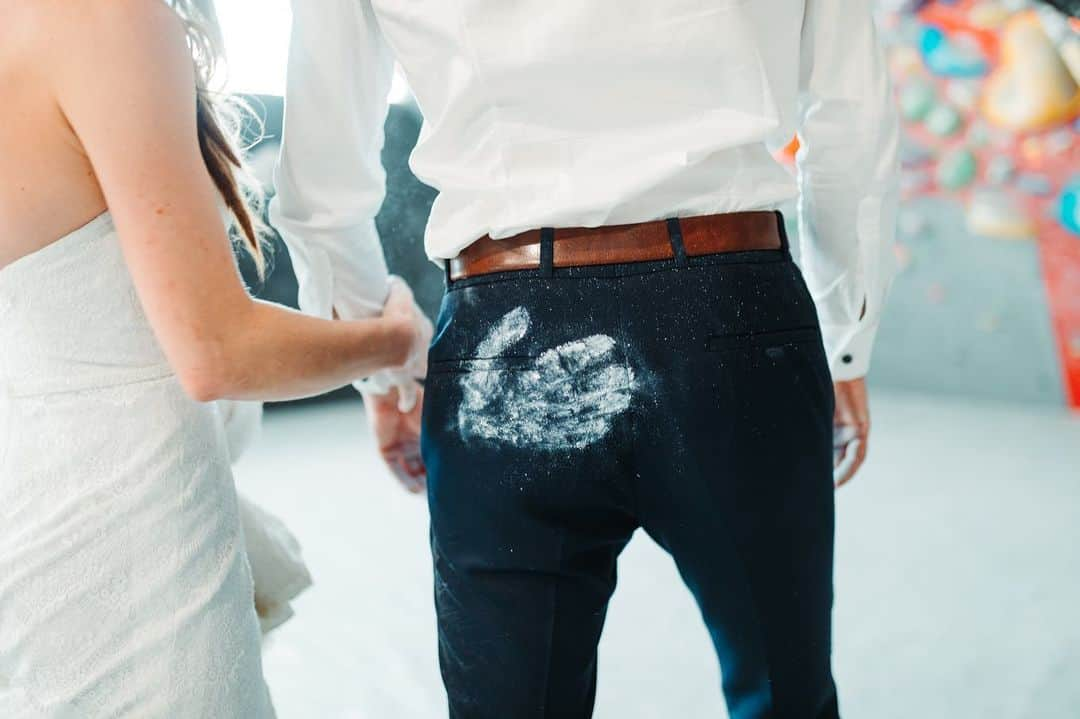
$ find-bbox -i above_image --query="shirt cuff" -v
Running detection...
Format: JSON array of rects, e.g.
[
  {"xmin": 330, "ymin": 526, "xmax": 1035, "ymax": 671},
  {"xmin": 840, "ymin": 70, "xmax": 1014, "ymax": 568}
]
[
  {"xmin": 821, "ymin": 318, "xmax": 880, "ymax": 381},
  {"xmin": 272, "ymin": 219, "xmax": 391, "ymax": 321}
]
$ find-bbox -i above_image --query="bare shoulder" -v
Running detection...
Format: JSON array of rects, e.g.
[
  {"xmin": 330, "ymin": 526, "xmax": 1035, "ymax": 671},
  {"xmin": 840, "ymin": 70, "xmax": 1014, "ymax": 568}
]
[
  {"xmin": 13, "ymin": 0, "xmax": 191, "ymax": 82},
  {"xmin": 29, "ymin": 0, "xmax": 186, "ymax": 34},
  {"xmin": 0, "ymin": 2, "xmax": 39, "ymax": 64},
  {"xmin": 69, "ymin": 0, "xmax": 188, "ymax": 39}
]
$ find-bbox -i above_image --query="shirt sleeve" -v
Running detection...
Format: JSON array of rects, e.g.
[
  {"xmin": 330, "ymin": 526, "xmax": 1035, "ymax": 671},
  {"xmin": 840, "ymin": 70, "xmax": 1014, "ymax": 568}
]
[
  {"xmin": 795, "ymin": 0, "xmax": 900, "ymax": 381},
  {"xmin": 269, "ymin": 0, "xmax": 395, "ymax": 322}
]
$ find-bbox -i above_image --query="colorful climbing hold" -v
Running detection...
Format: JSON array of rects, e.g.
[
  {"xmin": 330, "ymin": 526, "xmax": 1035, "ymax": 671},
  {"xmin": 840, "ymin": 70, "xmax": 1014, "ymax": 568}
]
[
  {"xmin": 926, "ymin": 103, "xmax": 966, "ymax": 136},
  {"xmin": 901, "ymin": 81, "xmax": 938, "ymax": 121},
  {"xmin": 919, "ymin": 25, "xmax": 990, "ymax": 77},
  {"xmin": 936, "ymin": 147, "xmax": 978, "ymax": 189},
  {"xmin": 1058, "ymin": 177, "xmax": 1080, "ymax": 235},
  {"xmin": 966, "ymin": 190, "xmax": 1037, "ymax": 239},
  {"xmin": 981, "ymin": 12, "xmax": 1080, "ymax": 131}
]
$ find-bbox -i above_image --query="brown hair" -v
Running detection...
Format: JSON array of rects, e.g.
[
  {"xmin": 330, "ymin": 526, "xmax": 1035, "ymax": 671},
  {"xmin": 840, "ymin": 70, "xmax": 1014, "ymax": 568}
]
[{"xmin": 168, "ymin": 0, "xmax": 266, "ymax": 277}]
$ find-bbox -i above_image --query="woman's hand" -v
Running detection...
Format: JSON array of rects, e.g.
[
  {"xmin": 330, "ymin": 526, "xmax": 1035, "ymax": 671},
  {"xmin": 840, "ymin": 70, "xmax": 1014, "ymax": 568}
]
[
  {"xmin": 833, "ymin": 378, "xmax": 870, "ymax": 488},
  {"xmin": 377, "ymin": 276, "xmax": 434, "ymax": 411},
  {"xmin": 360, "ymin": 278, "xmax": 431, "ymax": 494},
  {"xmin": 381, "ymin": 277, "xmax": 428, "ymax": 367}
]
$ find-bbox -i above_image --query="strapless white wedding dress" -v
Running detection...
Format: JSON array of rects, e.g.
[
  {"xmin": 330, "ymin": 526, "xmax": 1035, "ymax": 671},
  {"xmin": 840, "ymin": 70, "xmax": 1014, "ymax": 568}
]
[{"xmin": 0, "ymin": 213, "xmax": 275, "ymax": 717}]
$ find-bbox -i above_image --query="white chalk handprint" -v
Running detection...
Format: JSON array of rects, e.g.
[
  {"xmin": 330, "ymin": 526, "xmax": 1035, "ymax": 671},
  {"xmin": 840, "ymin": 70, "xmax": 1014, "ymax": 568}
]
[{"xmin": 457, "ymin": 307, "xmax": 637, "ymax": 451}]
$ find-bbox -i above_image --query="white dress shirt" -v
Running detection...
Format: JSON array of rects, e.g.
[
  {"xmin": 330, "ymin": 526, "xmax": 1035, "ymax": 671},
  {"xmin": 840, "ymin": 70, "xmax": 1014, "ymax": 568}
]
[{"xmin": 270, "ymin": 0, "xmax": 899, "ymax": 381}]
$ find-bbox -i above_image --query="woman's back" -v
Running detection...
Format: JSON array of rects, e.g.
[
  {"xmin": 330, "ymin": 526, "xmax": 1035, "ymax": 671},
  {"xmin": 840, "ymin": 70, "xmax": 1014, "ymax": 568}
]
[
  {"xmin": 0, "ymin": 4, "xmax": 278, "ymax": 715},
  {"xmin": 0, "ymin": 6, "xmax": 278, "ymax": 710},
  {"xmin": 0, "ymin": 209, "xmax": 276, "ymax": 717},
  {"xmin": 0, "ymin": 2, "xmax": 109, "ymax": 269}
]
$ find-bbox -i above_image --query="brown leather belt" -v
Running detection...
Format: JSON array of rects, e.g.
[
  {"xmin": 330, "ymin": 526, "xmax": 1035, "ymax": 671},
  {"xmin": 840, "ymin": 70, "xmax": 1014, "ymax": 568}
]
[{"xmin": 449, "ymin": 211, "xmax": 783, "ymax": 281}]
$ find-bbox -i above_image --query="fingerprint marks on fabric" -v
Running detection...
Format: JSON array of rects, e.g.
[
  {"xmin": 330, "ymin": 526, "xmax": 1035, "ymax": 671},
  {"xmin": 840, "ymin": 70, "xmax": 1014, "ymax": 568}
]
[{"xmin": 458, "ymin": 307, "xmax": 637, "ymax": 451}]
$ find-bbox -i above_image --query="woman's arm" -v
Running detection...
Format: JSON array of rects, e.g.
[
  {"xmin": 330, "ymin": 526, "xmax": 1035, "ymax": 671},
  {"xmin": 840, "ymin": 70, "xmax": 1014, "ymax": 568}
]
[{"xmin": 50, "ymin": 0, "xmax": 414, "ymax": 402}]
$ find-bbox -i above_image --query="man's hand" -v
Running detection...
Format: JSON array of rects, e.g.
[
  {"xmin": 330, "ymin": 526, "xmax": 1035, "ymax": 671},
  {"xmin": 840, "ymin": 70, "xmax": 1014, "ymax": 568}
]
[
  {"xmin": 364, "ymin": 384, "xmax": 426, "ymax": 494},
  {"xmin": 833, "ymin": 378, "xmax": 870, "ymax": 488},
  {"xmin": 350, "ymin": 277, "xmax": 431, "ymax": 493}
]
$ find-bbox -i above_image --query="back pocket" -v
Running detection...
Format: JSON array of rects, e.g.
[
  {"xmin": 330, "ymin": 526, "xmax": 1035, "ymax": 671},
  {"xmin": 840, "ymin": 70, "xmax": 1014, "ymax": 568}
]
[{"xmin": 706, "ymin": 326, "xmax": 821, "ymax": 353}]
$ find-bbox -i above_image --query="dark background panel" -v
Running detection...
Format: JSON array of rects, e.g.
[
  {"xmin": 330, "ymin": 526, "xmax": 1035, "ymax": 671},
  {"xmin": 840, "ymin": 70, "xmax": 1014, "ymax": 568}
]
[{"xmin": 237, "ymin": 95, "xmax": 443, "ymax": 321}]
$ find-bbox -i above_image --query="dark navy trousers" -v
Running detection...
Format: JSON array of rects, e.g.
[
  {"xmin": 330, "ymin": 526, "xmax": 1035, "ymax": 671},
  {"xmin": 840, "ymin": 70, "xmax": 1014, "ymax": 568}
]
[{"xmin": 421, "ymin": 215, "xmax": 839, "ymax": 718}]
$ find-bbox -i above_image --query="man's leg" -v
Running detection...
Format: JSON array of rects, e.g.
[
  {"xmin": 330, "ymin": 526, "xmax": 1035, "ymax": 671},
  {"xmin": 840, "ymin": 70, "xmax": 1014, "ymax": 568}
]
[
  {"xmin": 420, "ymin": 283, "xmax": 639, "ymax": 719},
  {"xmin": 429, "ymin": 520, "xmax": 632, "ymax": 719},
  {"xmin": 626, "ymin": 255, "xmax": 839, "ymax": 718}
]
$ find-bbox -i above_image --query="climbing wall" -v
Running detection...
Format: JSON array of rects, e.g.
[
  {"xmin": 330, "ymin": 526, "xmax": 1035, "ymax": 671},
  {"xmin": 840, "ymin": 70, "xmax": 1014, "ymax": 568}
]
[{"xmin": 876, "ymin": 0, "xmax": 1080, "ymax": 406}]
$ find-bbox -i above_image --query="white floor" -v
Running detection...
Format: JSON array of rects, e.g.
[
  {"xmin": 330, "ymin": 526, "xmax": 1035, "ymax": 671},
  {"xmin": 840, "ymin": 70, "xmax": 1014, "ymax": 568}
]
[{"xmin": 234, "ymin": 390, "xmax": 1080, "ymax": 719}]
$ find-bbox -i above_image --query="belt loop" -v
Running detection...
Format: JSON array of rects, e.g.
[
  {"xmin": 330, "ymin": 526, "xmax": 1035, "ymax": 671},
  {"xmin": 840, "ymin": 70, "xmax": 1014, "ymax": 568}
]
[
  {"xmin": 666, "ymin": 218, "xmax": 688, "ymax": 268},
  {"xmin": 775, "ymin": 210, "xmax": 791, "ymax": 256},
  {"xmin": 540, "ymin": 228, "xmax": 555, "ymax": 278},
  {"xmin": 443, "ymin": 259, "xmax": 453, "ymax": 288}
]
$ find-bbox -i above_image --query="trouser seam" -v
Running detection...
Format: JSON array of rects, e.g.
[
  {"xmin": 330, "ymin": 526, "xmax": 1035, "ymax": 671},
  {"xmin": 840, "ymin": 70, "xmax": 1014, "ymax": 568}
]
[
  {"xmin": 614, "ymin": 276, "xmax": 643, "ymax": 523},
  {"xmin": 539, "ymin": 529, "xmax": 566, "ymax": 718},
  {"xmin": 726, "ymin": 353, "xmax": 780, "ymax": 716}
]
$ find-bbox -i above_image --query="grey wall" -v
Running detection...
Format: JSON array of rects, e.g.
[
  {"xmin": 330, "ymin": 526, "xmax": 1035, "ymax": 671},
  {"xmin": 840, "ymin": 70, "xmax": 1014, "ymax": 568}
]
[
  {"xmin": 781, "ymin": 199, "xmax": 1064, "ymax": 406},
  {"xmin": 866, "ymin": 198, "xmax": 1064, "ymax": 405}
]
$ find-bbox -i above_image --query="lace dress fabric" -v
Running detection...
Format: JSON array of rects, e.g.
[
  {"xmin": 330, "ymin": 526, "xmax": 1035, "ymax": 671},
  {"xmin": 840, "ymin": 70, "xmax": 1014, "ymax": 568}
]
[
  {"xmin": 218, "ymin": 399, "xmax": 314, "ymax": 635},
  {"xmin": 0, "ymin": 213, "xmax": 275, "ymax": 717}
]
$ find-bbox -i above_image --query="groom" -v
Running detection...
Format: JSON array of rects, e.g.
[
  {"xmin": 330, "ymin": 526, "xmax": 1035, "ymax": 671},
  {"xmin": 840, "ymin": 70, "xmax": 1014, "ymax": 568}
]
[{"xmin": 270, "ymin": 1, "xmax": 898, "ymax": 717}]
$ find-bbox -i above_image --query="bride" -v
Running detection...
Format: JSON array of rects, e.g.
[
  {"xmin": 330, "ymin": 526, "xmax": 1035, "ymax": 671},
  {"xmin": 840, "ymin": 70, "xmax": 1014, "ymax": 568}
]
[{"xmin": 0, "ymin": 0, "xmax": 429, "ymax": 716}]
